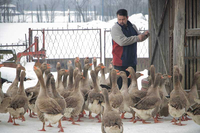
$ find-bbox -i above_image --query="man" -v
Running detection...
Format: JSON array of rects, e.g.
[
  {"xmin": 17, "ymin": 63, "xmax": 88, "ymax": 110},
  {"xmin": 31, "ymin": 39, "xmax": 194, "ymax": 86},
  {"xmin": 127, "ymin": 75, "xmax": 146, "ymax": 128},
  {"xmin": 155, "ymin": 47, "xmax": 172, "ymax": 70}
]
[{"xmin": 111, "ymin": 9, "xmax": 149, "ymax": 89}]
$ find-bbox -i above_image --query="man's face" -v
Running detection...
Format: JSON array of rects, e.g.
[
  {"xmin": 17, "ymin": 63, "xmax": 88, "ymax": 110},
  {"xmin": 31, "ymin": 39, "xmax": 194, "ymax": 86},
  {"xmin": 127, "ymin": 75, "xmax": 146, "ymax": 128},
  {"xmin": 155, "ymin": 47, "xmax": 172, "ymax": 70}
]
[{"xmin": 117, "ymin": 15, "xmax": 128, "ymax": 26}]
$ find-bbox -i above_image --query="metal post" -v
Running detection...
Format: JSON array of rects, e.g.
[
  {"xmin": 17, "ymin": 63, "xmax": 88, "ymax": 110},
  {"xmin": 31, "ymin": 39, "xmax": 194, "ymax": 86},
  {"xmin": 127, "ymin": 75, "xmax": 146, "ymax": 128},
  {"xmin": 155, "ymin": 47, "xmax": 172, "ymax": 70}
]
[{"xmin": 102, "ymin": 0, "xmax": 104, "ymax": 21}]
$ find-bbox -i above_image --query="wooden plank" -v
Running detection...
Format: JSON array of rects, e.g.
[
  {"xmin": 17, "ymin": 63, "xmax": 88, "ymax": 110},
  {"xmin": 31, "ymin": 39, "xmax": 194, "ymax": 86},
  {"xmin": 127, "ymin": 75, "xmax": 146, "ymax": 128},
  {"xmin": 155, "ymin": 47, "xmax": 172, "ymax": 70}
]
[
  {"xmin": 186, "ymin": 28, "xmax": 200, "ymax": 36},
  {"xmin": 185, "ymin": 0, "xmax": 189, "ymax": 90},
  {"xmin": 189, "ymin": 0, "xmax": 193, "ymax": 89},
  {"xmin": 173, "ymin": 0, "xmax": 185, "ymax": 88},
  {"xmin": 149, "ymin": 0, "xmax": 169, "ymax": 75},
  {"xmin": 169, "ymin": 0, "xmax": 174, "ymax": 76},
  {"xmin": 197, "ymin": 0, "xmax": 200, "ymax": 72},
  {"xmin": 193, "ymin": 0, "xmax": 197, "ymax": 74}
]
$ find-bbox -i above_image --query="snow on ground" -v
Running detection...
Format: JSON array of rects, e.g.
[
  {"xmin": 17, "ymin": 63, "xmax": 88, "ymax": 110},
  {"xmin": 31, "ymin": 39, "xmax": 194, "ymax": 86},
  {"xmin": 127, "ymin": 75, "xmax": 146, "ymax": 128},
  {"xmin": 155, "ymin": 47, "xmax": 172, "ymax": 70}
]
[
  {"xmin": 0, "ymin": 63, "xmax": 200, "ymax": 133},
  {"xmin": 0, "ymin": 111, "xmax": 199, "ymax": 133}
]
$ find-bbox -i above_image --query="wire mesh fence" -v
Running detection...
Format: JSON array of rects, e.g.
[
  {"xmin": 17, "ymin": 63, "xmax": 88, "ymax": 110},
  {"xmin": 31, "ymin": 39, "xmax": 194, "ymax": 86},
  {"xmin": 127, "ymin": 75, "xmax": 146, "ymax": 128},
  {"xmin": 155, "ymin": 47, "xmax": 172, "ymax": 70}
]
[{"xmin": 1, "ymin": 28, "xmax": 149, "ymax": 71}]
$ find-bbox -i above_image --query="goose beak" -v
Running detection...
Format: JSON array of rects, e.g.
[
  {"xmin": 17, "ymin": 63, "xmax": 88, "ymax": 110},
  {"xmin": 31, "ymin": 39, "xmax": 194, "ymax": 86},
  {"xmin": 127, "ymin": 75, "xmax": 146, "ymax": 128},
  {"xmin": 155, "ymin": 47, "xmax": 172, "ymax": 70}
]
[
  {"xmin": 34, "ymin": 66, "xmax": 38, "ymax": 70},
  {"xmin": 89, "ymin": 63, "xmax": 93, "ymax": 66},
  {"xmin": 168, "ymin": 75, "xmax": 172, "ymax": 78}
]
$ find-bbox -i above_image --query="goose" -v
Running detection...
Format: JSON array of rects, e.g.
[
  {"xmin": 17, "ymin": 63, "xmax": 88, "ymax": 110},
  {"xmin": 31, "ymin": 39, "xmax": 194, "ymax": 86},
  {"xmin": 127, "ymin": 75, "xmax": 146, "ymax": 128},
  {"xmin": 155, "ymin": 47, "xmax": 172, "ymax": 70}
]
[
  {"xmin": 168, "ymin": 65, "xmax": 190, "ymax": 126},
  {"xmin": 34, "ymin": 66, "xmax": 64, "ymax": 131},
  {"xmin": 87, "ymin": 70, "xmax": 104, "ymax": 122},
  {"xmin": 46, "ymin": 73, "xmax": 66, "ymax": 132},
  {"xmin": 125, "ymin": 66, "xmax": 147, "ymax": 122},
  {"xmin": 0, "ymin": 72, "xmax": 11, "ymax": 118},
  {"xmin": 0, "ymin": 72, "xmax": 4, "ymax": 104},
  {"xmin": 108, "ymin": 69, "xmax": 123, "ymax": 114},
  {"xmin": 158, "ymin": 74, "xmax": 172, "ymax": 117},
  {"xmin": 84, "ymin": 57, "xmax": 90, "ymax": 65},
  {"xmin": 7, "ymin": 70, "xmax": 29, "ymax": 125},
  {"xmin": 64, "ymin": 73, "xmax": 84, "ymax": 125},
  {"xmin": 6, "ymin": 64, "xmax": 21, "ymax": 97},
  {"xmin": 99, "ymin": 63, "xmax": 107, "ymax": 90},
  {"xmin": 101, "ymin": 88, "xmax": 123, "ymax": 133},
  {"xmin": 100, "ymin": 63, "xmax": 113, "ymax": 92},
  {"xmin": 118, "ymin": 71, "xmax": 134, "ymax": 120},
  {"xmin": 130, "ymin": 73, "xmax": 163, "ymax": 124},
  {"xmin": 74, "ymin": 57, "xmax": 82, "ymax": 72},
  {"xmin": 187, "ymin": 71, "xmax": 200, "ymax": 107},
  {"xmin": 56, "ymin": 69, "xmax": 68, "ymax": 95},
  {"xmin": 92, "ymin": 57, "xmax": 97, "ymax": 70},
  {"xmin": 62, "ymin": 69, "xmax": 69, "ymax": 89},
  {"xmin": 180, "ymin": 71, "xmax": 200, "ymax": 121},
  {"xmin": 25, "ymin": 62, "xmax": 48, "ymax": 118},
  {"xmin": 79, "ymin": 63, "xmax": 93, "ymax": 117},
  {"xmin": 187, "ymin": 104, "xmax": 200, "ymax": 125}
]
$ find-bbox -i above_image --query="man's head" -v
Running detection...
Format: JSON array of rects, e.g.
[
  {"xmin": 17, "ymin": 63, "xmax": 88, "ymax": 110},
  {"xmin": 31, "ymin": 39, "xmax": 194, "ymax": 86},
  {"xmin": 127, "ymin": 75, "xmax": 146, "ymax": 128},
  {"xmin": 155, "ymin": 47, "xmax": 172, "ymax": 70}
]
[{"xmin": 116, "ymin": 9, "xmax": 128, "ymax": 26}]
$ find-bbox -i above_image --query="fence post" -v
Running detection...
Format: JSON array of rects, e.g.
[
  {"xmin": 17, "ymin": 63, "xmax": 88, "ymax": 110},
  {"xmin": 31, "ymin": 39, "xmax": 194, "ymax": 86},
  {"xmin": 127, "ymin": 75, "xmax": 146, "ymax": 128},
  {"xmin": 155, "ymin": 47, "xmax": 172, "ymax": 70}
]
[
  {"xmin": 42, "ymin": 29, "xmax": 45, "ymax": 50},
  {"xmin": 100, "ymin": 29, "xmax": 102, "ymax": 64},
  {"xmin": 28, "ymin": 28, "xmax": 33, "ymax": 62}
]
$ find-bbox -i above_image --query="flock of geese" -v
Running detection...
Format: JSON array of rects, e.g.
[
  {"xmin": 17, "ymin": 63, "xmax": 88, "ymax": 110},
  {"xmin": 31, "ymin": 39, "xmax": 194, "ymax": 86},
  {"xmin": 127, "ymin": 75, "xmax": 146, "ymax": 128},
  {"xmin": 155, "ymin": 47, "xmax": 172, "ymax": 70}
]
[{"xmin": 0, "ymin": 57, "xmax": 200, "ymax": 133}]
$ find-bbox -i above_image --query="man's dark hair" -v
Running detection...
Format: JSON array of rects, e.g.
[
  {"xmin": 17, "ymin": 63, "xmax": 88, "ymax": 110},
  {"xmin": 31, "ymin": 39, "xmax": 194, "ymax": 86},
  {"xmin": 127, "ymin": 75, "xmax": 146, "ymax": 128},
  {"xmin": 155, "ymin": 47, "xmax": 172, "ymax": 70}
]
[{"xmin": 116, "ymin": 9, "xmax": 128, "ymax": 17}]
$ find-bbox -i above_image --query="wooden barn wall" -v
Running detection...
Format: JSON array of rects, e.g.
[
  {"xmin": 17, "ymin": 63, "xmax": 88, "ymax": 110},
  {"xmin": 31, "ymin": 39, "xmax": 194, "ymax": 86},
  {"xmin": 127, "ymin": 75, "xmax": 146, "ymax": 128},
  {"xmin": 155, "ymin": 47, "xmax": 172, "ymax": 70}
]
[
  {"xmin": 185, "ymin": 0, "xmax": 200, "ymax": 90},
  {"xmin": 149, "ymin": 0, "xmax": 200, "ymax": 91},
  {"xmin": 149, "ymin": 0, "xmax": 170, "ymax": 75}
]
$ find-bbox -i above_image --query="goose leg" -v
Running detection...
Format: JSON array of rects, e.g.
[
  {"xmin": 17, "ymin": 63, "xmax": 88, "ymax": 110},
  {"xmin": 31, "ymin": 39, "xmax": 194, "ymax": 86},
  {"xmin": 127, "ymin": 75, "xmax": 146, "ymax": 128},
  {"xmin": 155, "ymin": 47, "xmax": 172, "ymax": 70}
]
[
  {"xmin": 47, "ymin": 123, "xmax": 53, "ymax": 127},
  {"xmin": 39, "ymin": 122, "xmax": 46, "ymax": 131},
  {"xmin": 153, "ymin": 116, "xmax": 162, "ymax": 123},
  {"xmin": 89, "ymin": 111, "xmax": 94, "ymax": 119},
  {"xmin": 77, "ymin": 114, "xmax": 83, "ymax": 122},
  {"xmin": 142, "ymin": 120, "xmax": 151, "ymax": 124},
  {"xmin": 13, "ymin": 118, "xmax": 19, "ymax": 125},
  {"xmin": 71, "ymin": 117, "xmax": 80, "ymax": 125},
  {"xmin": 62, "ymin": 116, "xmax": 68, "ymax": 121},
  {"xmin": 130, "ymin": 112, "xmax": 136, "ymax": 122},
  {"xmin": 21, "ymin": 115, "xmax": 26, "ymax": 122},
  {"xmin": 7, "ymin": 114, "xmax": 13, "ymax": 123},
  {"xmin": 58, "ymin": 120, "xmax": 64, "ymax": 132},
  {"xmin": 121, "ymin": 112, "xmax": 126, "ymax": 119},
  {"xmin": 171, "ymin": 117, "xmax": 177, "ymax": 123},
  {"xmin": 176, "ymin": 117, "xmax": 186, "ymax": 126},
  {"xmin": 97, "ymin": 114, "xmax": 102, "ymax": 123}
]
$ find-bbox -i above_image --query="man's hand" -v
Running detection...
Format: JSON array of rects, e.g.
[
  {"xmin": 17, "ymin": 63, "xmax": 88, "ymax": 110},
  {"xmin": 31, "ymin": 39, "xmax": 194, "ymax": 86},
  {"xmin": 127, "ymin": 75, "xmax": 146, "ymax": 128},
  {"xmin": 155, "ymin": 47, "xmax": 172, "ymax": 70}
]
[
  {"xmin": 138, "ymin": 31, "xmax": 150, "ymax": 41},
  {"xmin": 138, "ymin": 34, "xmax": 146, "ymax": 41},
  {"xmin": 144, "ymin": 31, "xmax": 150, "ymax": 36}
]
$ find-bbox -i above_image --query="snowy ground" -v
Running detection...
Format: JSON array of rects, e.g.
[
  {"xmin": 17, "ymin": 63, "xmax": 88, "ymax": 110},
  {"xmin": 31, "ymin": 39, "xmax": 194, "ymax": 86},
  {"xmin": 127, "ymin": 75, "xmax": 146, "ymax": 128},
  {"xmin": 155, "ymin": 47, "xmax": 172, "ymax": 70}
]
[
  {"xmin": 0, "ymin": 111, "xmax": 199, "ymax": 133},
  {"xmin": 0, "ymin": 63, "xmax": 200, "ymax": 133}
]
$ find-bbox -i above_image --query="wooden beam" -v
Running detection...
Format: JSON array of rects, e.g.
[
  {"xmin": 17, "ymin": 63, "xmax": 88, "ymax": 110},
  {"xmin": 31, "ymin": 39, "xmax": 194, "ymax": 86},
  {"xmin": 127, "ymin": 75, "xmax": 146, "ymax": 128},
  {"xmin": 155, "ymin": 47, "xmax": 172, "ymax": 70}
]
[
  {"xmin": 173, "ymin": 0, "xmax": 185, "ymax": 87},
  {"xmin": 186, "ymin": 28, "xmax": 200, "ymax": 36},
  {"xmin": 149, "ymin": 0, "xmax": 169, "ymax": 75}
]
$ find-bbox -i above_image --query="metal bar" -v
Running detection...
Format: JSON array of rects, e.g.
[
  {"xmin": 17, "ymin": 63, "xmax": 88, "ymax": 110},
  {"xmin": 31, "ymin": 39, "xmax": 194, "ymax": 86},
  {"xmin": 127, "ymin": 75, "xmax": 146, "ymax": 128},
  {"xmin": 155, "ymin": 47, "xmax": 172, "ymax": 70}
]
[
  {"xmin": 0, "ymin": 44, "xmax": 26, "ymax": 47},
  {"xmin": 31, "ymin": 28, "xmax": 101, "ymax": 31}
]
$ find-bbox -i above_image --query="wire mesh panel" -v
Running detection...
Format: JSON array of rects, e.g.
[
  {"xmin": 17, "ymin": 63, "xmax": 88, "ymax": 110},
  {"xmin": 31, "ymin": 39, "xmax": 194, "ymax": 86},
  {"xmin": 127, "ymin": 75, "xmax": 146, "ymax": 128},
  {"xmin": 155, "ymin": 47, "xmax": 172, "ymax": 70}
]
[
  {"xmin": 30, "ymin": 28, "xmax": 101, "ymax": 59},
  {"xmin": 29, "ymin": 28, "xmax": 102, "ymax": 71}
]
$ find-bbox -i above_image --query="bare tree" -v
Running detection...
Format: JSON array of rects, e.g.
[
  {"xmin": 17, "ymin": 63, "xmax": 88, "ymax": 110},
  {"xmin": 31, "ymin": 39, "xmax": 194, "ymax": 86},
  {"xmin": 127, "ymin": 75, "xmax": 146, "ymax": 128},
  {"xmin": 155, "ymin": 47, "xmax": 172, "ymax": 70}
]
[
  {"xmin": 45, "ymin": 0, "xmax": 59, "ymax": 23},
  {"xmin": 0, "ymin": 0, "xmax": 12, "ymax": 22},
  {"xmin": 70, "ymin": 0, "xmax": 89, "ymax": 22},
  {"xmin": 16, "ymin": 0, "xmax": 31, "ymax": 22}
]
